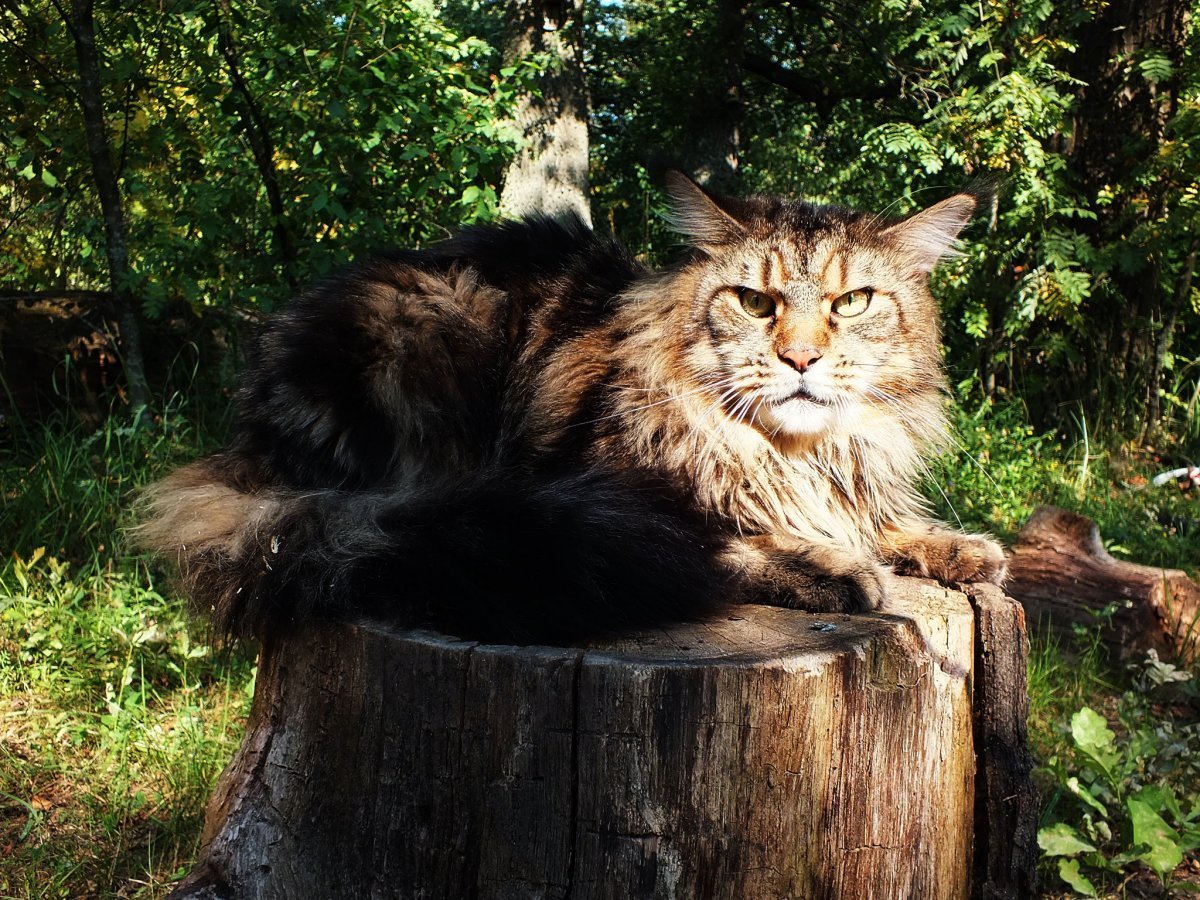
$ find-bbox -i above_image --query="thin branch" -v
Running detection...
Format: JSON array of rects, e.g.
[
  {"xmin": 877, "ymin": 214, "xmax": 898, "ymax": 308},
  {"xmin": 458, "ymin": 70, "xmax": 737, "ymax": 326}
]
[
  {"xmin": 740, "ymin": 52, "xmax": 900, "ymax": 114},
  {"xmin": 0, "ymin": 288, "xmax": 113, "ymax": 304}
]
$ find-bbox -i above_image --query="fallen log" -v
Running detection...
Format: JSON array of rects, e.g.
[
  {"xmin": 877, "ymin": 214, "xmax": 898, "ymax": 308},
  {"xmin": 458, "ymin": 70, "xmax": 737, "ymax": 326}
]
[
  {"xmin": 170, "ymin": 578, "xmax": 1036, "ymax": 900},
  {"xmin": 1006, "ymin": 506, "xmax": 1200, "ymax": 663}
]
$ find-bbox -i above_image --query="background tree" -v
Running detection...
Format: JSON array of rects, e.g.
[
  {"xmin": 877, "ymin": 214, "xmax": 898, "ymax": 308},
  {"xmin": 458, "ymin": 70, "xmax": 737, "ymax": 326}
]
[
  {"xmin": 1, "ymin": 0, "xmax": 1198, "ymax": 441},
  {"xmin": 498, "ymin": 0, "xmax": 591, "ymax": 223}
]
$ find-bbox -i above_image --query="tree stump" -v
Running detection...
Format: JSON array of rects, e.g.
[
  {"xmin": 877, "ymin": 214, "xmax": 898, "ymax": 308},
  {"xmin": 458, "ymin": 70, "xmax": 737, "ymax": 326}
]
[
  {"xmin": 172, "ymin": 578, "xmax": 1035, "ymax": 900},
  {"xmin": 1006, "ymin": 506, "xmax": 1200, "ymax": 663}
]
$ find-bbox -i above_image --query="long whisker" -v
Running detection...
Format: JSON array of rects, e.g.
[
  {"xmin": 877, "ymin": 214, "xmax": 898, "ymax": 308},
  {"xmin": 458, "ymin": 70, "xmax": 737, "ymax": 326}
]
[
  {"xmin": 567, "ymin": 375, "xmax": 741, "ymax": 428},
  {"xmin": 860, "ymin": 383, "xmax": 1002, "ymax": 492}
]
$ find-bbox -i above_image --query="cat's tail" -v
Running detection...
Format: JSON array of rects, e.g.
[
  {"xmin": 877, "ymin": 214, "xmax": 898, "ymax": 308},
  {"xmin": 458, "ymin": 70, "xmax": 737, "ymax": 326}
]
[{"xmin": 133, "ymin": 456, "xmax": 736, "ymax": 643}]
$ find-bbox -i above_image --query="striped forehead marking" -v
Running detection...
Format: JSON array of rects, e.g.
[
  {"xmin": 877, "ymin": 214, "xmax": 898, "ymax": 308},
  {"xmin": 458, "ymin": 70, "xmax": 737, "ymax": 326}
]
[{"xmin": 770, "ymin": 247, "xmax": 791, "ymax": 286}]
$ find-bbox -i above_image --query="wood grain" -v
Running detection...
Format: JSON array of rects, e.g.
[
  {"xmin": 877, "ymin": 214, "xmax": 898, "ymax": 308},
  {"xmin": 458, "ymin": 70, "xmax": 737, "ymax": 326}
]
[
  {"xmin": 170, "ymin": 578, "xmax": 1019, "ymax": 899},
  {"xmin": 1007, "ymin": 505, "xmax": 1200, "ymax": 662}
]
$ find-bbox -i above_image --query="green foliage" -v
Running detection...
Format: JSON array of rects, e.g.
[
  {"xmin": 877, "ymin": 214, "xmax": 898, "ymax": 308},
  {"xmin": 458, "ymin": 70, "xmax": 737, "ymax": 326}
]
[
  {"xmin": 924, "ymin": 392, "xmax": 1199, "ymax": 574},
  {"xmin": 0, "ymin": 399, "xmax": 253, "ymax": 896},
  {"xmin": 1035, "ymin": 653, "xmax": 1200, "ymax": 894},
  {"xmin": 0, "ymin": 549, "xmax": 255, "ymax": 896},
  {"xmin": 1, "ymin": 0, "xmax": 522, "ymax": 315}
]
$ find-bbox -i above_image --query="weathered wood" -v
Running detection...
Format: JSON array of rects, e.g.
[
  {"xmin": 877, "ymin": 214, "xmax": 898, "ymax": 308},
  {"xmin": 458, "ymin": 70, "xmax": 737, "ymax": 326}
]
[
  {"xmin": 1006, "ymin": 506, "xmax": 1200, "ymax": 662},
  {"xmin": 171, "ymin": 578, "xmax": 1029, "ymax": 899},
  {"xmin": 965, "ymin": 584, "xmax": 1039, "ymax": 900}
]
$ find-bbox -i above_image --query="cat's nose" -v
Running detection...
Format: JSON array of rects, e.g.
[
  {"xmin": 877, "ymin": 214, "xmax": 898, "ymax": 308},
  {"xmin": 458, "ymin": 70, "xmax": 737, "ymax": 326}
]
[{"xmin": 779, "ymin": 346, "xmax": 822, "ymax": 373}]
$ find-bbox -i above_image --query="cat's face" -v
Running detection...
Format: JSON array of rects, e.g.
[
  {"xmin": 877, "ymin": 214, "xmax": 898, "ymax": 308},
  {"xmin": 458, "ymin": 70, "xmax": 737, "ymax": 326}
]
[{"xmin": 665, "ymin": 175, "xmax": 974, "ymax": 442}]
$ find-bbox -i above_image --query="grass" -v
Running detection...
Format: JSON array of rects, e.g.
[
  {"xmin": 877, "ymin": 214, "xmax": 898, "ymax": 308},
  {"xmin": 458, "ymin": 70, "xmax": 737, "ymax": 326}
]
[
  {"xmin": 0, "ymin": 389, "xmax": 1197, "ymax": 897},
  {"xmin": 929, "ymin": 397, "xmax": 1199, "ymax": 573},
  {"xmin": 931, "ymin": 394, "xmax": 1200, "ymax": 897},
  {"xmin": 0, "ymin": 399, "xmax": 255, "ymax": 898}
]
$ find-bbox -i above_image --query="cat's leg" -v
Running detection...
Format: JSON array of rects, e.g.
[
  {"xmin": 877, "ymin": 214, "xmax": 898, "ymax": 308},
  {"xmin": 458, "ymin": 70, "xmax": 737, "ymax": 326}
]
[
  {"xmin": 880, "ymin": 522, "xmax": 1007, "ymax": 585},
  {"xmin": 727, "ymin": 535, "xmax": 887, "ymax": 613}
]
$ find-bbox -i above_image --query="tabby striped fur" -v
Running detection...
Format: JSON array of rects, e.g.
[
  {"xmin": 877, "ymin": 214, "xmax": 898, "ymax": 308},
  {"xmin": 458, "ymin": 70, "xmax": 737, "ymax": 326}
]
[{"xmin": 136, "ymin": 174, "xmax": 1005, "ymax": 643}]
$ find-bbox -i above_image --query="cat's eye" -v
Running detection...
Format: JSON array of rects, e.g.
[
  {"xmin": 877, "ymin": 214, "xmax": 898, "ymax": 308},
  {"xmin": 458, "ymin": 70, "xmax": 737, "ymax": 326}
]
[
  {"xmin": 832, "ymin": 289, "xmax": 873, "ymax": 318},
  {"xmin": 738, "ymin": 288, "xmax": 775, "ymax": 319}
]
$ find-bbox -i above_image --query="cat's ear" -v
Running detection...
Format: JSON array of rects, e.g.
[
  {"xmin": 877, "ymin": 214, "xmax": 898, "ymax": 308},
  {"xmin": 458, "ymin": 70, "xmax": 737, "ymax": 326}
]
[
  {"xmin": 663, "ymin": 171, "xmax": 748, "ymax": 248},
  {"xmin": 882, "ymin": 194, "xmax": 977, "ymax": 273}
]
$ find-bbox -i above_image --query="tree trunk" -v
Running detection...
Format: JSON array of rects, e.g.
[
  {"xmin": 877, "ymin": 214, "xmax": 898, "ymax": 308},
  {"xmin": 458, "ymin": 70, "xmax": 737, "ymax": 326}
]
[
  {"xmin": 677, "ymin": 0, "xmax": 747, "ymax": 192},
  {"xmin": 1006, "ymin": 506, "xmax": 1200, "ymax": 663},
  {"xmin": 170, "ymin": 578, "xmax": 1036, "ymax": 899},
  {"xmin": 65, "ymin": 0, "xmax": 150, "ymax": 411},
  {"xmin": 1068, "ymin": 0, "xmax": 1192, "ymax": 429},
  {"xmin": 499, "ymin": 0, "xmax": 592, "ymax": 224},
  {"xmin": 966, "ymin": 584, "xmax": 1039, "ymax": 899},
  {"xmin": 212, "ymin": 0, "xmax": 298, "ymax": 289}
]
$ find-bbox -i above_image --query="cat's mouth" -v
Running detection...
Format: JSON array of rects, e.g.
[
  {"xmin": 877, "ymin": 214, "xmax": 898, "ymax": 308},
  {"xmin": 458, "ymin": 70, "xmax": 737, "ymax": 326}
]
[{"xmin": 777, "ymin": 385, "xmax": 831, "ymax": 407}]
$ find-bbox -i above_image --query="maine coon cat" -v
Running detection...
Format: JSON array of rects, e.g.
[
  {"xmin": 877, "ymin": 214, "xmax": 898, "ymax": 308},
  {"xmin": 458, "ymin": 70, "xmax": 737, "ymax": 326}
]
[{"xmin": 137, "ymin": 173, "xmax": 1006, "ymax": 643}]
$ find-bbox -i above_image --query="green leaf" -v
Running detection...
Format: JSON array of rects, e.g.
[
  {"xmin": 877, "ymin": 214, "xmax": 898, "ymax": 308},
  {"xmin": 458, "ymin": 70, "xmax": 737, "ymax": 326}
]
[
  {"xmin": 1057, "ymin": 859, "xmax": 1098, "ymax": 897},
  {"xmin": 1133, "ymin": 785, "xmax": 1182, "ymax": 825},
  {"xmin": 1128, "ymin": 798, "xmax": 1183, "ymax": 881},
  {"xmin": 1038, "ymin": 822, "xmax": 1097, "ymax": 857},
  {"xmin": 1066, "ymin": 777, "xmax": 1109, "ymax": 817},
  {"xmin": 1071, "ymin": 707, "xmax": 1119, "ymax": 777},
  {"xmin": 1137, "ymin": 51, "xmax": 1174, "ymax": 84},
  {"xmin": 40, "ymin": 168, "xmax": 58, "ymax": 187}
]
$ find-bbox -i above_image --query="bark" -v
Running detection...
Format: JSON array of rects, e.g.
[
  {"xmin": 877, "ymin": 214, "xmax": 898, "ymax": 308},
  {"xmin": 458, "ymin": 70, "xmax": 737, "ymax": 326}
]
[
  {"xmin": 675, "ymin": 0, "xmax": 748, "ymax": 192},
  {"xmin": 169, "ymin": 578, "xmax": 1036, "ymax": 899},
  {"xmin": 64, "ymin": 0, "xmax": 150, "ymax": 410},
  {"xmin": 965, "ymin": 584, "xmax": 1039, "ymax": 900},
  {"xmin": 499, "ymin": 0, "xmax": 592, "ymax": 224},
  {"xmin": 1006, "ymin": 506, "xmax": 1200, "ymax": 663},
  {"xmin": 212, "ymin": 0, "xmax": 297, "ymax": 288}
]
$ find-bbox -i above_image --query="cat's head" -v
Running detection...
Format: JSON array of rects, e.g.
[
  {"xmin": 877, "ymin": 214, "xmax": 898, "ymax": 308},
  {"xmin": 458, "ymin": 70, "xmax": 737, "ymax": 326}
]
[{"xmin": 662, "ymin": 172, "xmax": 974, "ymax": 445}]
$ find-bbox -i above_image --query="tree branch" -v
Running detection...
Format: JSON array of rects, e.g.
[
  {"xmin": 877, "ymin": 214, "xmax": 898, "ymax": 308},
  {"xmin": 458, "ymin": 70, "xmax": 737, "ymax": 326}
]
[
  {"xmin": 740, "ymin": 52, "xmax": 900, "ymax": 113},
  {"xmin": 212, "ymin": 0, "xmax": 297, "ymax": 288},
  {"xmin": 0, "ymin": 289, "xmax": 113, "ymax": 305}
]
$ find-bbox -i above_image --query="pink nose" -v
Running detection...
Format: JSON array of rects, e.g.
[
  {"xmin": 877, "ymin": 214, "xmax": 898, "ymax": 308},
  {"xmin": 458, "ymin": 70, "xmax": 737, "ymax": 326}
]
[{"xmin": 779, "ymin": 346, "xmax": 822, "ymax": 373}]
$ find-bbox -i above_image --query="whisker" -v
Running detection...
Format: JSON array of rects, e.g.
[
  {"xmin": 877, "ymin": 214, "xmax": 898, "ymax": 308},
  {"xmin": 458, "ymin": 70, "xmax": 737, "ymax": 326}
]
[{"xmin": 567, "ymin": 375, "xmax": 741, "ymax": 428}]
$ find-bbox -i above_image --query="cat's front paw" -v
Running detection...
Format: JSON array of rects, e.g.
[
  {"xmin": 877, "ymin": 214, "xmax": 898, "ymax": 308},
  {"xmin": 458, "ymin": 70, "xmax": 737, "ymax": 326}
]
[
  {"xmin": 892, "ymin": 530, "xmax": 1007, "ymax": 586},
  {"xmin": 783, "ymin": 556, "xmax": 886, "ymax": 614},
  {"xmin": 736, "ymin": 537, "xmax": 887, "ymax": 614}
]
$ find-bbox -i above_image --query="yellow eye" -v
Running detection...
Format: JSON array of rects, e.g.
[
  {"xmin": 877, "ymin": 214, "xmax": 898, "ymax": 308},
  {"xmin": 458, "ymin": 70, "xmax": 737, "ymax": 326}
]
[
  {"xmin": 738, "ymin": 288, "xmax": 775, "ymax": 319},
  {"xmin": 832, "ymin": 289, "xmax": 873, "ymax": 318}
]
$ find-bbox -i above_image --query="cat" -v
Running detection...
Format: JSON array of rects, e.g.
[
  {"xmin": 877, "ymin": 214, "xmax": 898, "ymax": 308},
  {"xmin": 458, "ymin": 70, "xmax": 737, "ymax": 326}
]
[{"xmin": 136, "ymin": 172, "xmax": 1006, "ymax": 644}]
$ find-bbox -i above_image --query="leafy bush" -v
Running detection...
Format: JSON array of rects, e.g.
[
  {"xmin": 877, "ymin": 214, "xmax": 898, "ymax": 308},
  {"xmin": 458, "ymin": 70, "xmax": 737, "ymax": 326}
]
[{"xmin": 1036, "ymin": 652, "xmax": 1200, "ymax": 896}]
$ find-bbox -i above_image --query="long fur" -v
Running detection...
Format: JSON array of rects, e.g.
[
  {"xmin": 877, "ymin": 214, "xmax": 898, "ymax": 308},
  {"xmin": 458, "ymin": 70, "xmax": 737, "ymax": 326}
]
[
  {"xmin": 137, "ymin": 182, "xmax": 1006, "ymax": 644},
  {"xmin": 137, "ymin": 459, "xmax": 735, "ymax": 643}
]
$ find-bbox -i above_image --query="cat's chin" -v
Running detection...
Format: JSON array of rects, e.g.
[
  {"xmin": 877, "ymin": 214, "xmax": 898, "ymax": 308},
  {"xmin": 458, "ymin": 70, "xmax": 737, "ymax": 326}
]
[{"xmin": 758, "ymin": 397, "xmax": 837, "ymax": 437}]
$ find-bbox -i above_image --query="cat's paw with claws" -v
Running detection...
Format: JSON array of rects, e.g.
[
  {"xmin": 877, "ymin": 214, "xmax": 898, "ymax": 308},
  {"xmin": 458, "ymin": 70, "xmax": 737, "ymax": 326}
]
[{"xmin": 887, "ymin": 527, "xmax": 1008, "ymax": 586}]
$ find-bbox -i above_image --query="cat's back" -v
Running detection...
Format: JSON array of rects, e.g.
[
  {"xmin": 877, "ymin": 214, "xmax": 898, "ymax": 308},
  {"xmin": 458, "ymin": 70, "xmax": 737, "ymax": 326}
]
[
  {"xmin": 399, "ymin": 213, "xmax": 645, "ymax": 337},
  {"xmin": 233, "ymin": 215, "xmax": 644, "ymax": 489}
]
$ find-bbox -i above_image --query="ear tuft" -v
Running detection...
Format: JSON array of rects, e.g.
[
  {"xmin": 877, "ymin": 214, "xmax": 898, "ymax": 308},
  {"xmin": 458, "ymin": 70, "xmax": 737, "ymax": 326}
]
[
  {"xmin": 663, "ymin": 170, "xmax": 747, "ymax": 248},
  {"xmin": 882, "ymin": 194, "xmax": 977, "ymax": 273}
]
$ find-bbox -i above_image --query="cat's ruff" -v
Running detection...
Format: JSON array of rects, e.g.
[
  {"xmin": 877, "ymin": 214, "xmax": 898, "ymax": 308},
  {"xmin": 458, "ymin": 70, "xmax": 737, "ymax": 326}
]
[{"xmin": 137, "ymin": 173, "xmax": 1006, "ymax": 643}]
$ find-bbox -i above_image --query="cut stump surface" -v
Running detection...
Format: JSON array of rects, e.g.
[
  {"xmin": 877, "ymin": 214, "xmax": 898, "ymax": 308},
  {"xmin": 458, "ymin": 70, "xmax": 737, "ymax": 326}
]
[{"xmin": 173, "ymin": 578, "xmax": 1034, "ymax": 900}]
